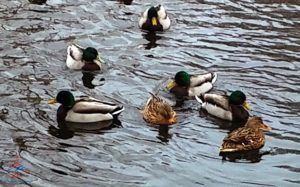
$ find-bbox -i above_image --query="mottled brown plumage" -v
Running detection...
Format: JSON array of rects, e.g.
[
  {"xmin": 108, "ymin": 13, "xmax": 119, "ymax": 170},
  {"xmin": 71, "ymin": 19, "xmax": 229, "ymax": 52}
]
[
  {"xmin": 143, "ymin": 94, "xmax": 176, "ymax": 125},
  {"xmin": 220, "ymin": 117, "xmax": 272, "ymax": 153}
]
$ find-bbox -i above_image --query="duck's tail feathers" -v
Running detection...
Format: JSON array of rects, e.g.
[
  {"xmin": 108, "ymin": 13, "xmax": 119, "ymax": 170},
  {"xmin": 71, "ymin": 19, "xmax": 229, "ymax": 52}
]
[
  {"xmin": 148, "ymin": 92, "xmax": 161, "ymax": 101},
  {"xmin": 211, "ymin": 72, "xmax": 218, "ymax": 84},
  {"xmin": 111, "ymin": 106, "xmax": 125, "ymax": 116},
  {"xmin": 195, "ymin": 95, "xmax": 204, "ymax": 105}
]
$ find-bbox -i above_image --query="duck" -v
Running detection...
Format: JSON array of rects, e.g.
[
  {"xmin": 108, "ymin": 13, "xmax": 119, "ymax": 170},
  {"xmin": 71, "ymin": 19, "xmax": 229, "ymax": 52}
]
[
  {"xmin": 48, "ymin": 91, "xmax": 124, "ymax": 129},
  {"xmin": 195, "ymin": 90, "xmax": 251, "ymax": 127},
  {"xmin": 66, "ymin": 44, "xmax": 104, "ymax": 71},
  {"xmin": 143, "ymin": 94, "xmax": 176, "ymax": 125},
  {"xmin": 220, "ymin": 116, "xmax": 272, "ymax": 153},
  {"xmin": 139, "ymin": 5, "xmax": 171, "ymax": 32},
  {"xmin": 166, "ymin": 71, "xmax": 218, "ymax": 99}
]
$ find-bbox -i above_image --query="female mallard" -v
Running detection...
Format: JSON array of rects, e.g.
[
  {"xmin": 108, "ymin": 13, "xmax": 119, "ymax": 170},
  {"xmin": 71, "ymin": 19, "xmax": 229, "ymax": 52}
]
[
  {"xmin": 48, "ymin": 91, "xmax": 124, "ymax": 129},
  {"xmin": 66, "ymin": 44, "xmax": 104, "ymax": 71},
  {"xmin": 195, "ymin": 90, "xmax": 251, "ymax": 127},
  {"xmin": 166, "ymin": 71, "xmax": 217, "ymax": 98},
  {"xmin": 143, "ymin": 94, "xmax": 176, "ymax": 125},
  {"xmin": 220, "ymin": 116, "xmax": 272, "ymax": 153},
  {"xmin": 139, "ymin": 5, "xmax": 171, "ymax": 32}
]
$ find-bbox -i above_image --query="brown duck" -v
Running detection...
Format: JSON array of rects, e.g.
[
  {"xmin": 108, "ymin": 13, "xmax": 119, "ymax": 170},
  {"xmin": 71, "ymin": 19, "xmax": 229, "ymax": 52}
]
[
  {"xmin": 143, "ymin": 94, "xmax": 176, "ymax": 125},
  {"xmin": 220, "ymin": 117, "xmax": 272, "ymax": 153}
]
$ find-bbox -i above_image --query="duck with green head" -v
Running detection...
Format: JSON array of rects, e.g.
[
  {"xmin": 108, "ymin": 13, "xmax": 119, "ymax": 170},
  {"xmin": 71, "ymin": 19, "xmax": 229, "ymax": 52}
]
[
  {"xmin": 48, "ymin": 91, "xmax": 124, "ymax": 130},
  {"xmin": 139, "ymin": 5, "xmax": 171, "ymax": 32},
  {"xmin": 66, "ymin": 44, "xmax": 104, "ymax": 71},
  {"xmin": 195, "ymin": 90, "xmax": 251, "ymax": 127},
  {"xmin": 166, "ymin": 71, "xmax": 218, "ymax": 99}
]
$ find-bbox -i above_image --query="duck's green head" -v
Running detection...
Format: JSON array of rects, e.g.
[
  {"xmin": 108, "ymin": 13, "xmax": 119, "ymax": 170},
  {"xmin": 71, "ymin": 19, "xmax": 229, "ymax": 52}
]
[
  {"xmin": 82, "ymin": 47, "xmax": 104, "ymax": 67},
  {"xmin": 82, "ymin": 47, "xmax": 98, "ymax": 62},
  {"xmin": 175, "ymin": 71, "xmax": 191, "ymax": 86},
  {"xmin": 48, "ymin": 91, "xmax": 75, "ymax": 108},
  {"xmin": 148, "ymin": 6, "xmax": 158, "ymax": 26},
  {"xmin": 229, "ymin": 90, "xmax": 251, "ymax": 110},
  {"xmin": 166, "ymin": 71, "xmax": 191, "ymax": 90}
]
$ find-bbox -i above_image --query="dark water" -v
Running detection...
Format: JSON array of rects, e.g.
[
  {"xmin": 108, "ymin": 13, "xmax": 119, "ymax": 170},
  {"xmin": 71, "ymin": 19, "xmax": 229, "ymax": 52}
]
[{"xmin": 0, "ymin": 0, "xmax": 299, "ymax": 186}]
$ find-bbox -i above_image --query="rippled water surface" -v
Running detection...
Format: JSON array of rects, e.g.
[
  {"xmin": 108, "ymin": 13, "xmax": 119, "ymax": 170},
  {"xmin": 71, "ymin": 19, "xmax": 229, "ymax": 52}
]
[{"xmin": 0, "ymin": 0, "xmax": 300, "ymax": 186}]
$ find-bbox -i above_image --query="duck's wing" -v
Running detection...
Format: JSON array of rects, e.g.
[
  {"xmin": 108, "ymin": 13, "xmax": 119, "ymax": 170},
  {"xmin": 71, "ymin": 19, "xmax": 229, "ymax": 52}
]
[
  {"xmin": 65, "ymin": 110, "xmax": 114, "ymax": 123},
  {"xmin": 187, "ymin": 73, "xmax": 217, "ymax": 96},
  {"xmin": 221, "ymin": 128, "xmax": 264, "ymax": 152},
  {"xmin": 224, "ymin": 128, "xmax": 259, "ymax": 143},
  {"xmin": 144, "ymin": 94, "xmax": 165, "ymax": 112},
  {"xmin": 72, "ymin": 98, "xmax": 124, "ymax": 115},
  {"xmin": 203, "ymin": 93, "xmax": 229, "ymax": 110},
  {"xmin": 66, "ymin": 44, "xmax": 85, "ymax": 69},
  {"xmin": 138, "ymin": 8, "xmax": 149, "ymax": 28},
  {"xmin": 68, "ymin": 44, "xmax": 83, "ymax": 61},
  {"xmin": 156, "ymin": 5, "xmax": 170, "ymax": 30},
  {"xmin": 190, "ymin": 73, "xmax": 217, "ymax": 87}
]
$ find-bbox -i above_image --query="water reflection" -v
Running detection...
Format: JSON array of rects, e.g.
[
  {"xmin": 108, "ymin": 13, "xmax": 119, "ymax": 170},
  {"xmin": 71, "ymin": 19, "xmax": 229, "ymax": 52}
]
[
  {"xmin": 28, "ymin": 0, "xmax": 47, "ymax": 5},
  {"xmin": 48, "ymin": 125, "xmax": 74, "ymax": 139},
  {"xmin": 220, "ymin": 150, "xmax": 271, "ymax": 163},
  {"xmin": 156, "ymin": 125, "xmax": 172, "ymax": 143},
  {"xmin": 143, "ymin": 32, "xmax": 162, "ymax": 50},
  {"xmin": 119, "ymin": 0, "xmax": 133, "ymax": 5},
  {"xmin": 0, "ymin": 108, "xmax": 9, "ymax": 121},
  {"xmin": 48, "ymin": 119, "xmax": 122, "ymax": 139},
  {"xmin": 81, "ymin": 72, "xmax": 105, "ymax": 89}
]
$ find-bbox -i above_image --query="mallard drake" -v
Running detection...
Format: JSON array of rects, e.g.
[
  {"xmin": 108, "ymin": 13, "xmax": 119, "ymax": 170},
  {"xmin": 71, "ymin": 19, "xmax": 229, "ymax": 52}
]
[
  {"xmin": 66, "ymin": 44, "xmax": 104, "ymax": 71},
  {"xmin": 195, "ymin": 90, "xmax": 251, "ymax": 127},
  {"xmin": 143, "ymin": 94, "xmax": 176, "ymax": 125},
  {"xmin": 220, "ymin": 116, "xmax": 272, "ymax": 153},
  {"xmin": 166, "ymin": 71, "xmax": 217, "ymax": 98},
  {"xmin": 139, "ymin": 5, "xmax": 171, "ymax": 32},
  {"xmin": 48, "ymin": 91, "xmax": 124, "ymax": 129}
]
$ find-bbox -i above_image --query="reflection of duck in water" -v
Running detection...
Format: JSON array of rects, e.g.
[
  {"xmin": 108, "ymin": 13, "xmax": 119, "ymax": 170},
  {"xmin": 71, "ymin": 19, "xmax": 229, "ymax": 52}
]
[
  {"xmin": 195, "ymin": 90, "xmax": 250, "ymax": 128},
  {"xmin": 81, "ymin": 72, "xmax": 105, "ymax": 89},
  {"xmin": 48, "ymin": 91, "xmax": 124, "ymax": 132},
  {"xmin": 220, "ymin": 148, "xmax": 271, "ymax": 163},
  {"xmin": 157, "ymin": 125, "xmax": 172, "ymax": 143},
  {"xmin": 82, "ymin": 72, "xmax": 96, "ymax": 89},
  {"xmin": 28, "ymin": 0, "xmax": 47, "ymax": 4},
  {"xmin": 66, "ymin": 44, "xmax": 104, "ymax": 71},
  {"xmin": 119, "ymin": 0, "xmax": 133, "ymax": 5},
  {"xmin": 143, "ymin": 31, "xmax": 162, "ymax": 49},
  {"xmin": 139, "ymin": 5, "xmax": 171, "ymax": 32}
]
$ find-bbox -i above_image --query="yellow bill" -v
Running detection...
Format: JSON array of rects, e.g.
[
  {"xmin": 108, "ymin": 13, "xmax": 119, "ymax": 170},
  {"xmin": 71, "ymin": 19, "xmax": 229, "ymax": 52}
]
[
  {"xmin": 166, "ymin": 80, "xmax": 176, "ymax": 90},
  {"xmin": 242, "ymin": 101, "xmax": 251, "ymax": 111},
  {"xmin": 95, "ymin": 55, "xmax": 104, "ymax": 66},
  {"xmin": 151, "ymin": 17, "xmax": 157, "ymax": 26},
  {"xmin": 48, "ymin": 98, "xmax": 58, "ymax": 104}
]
